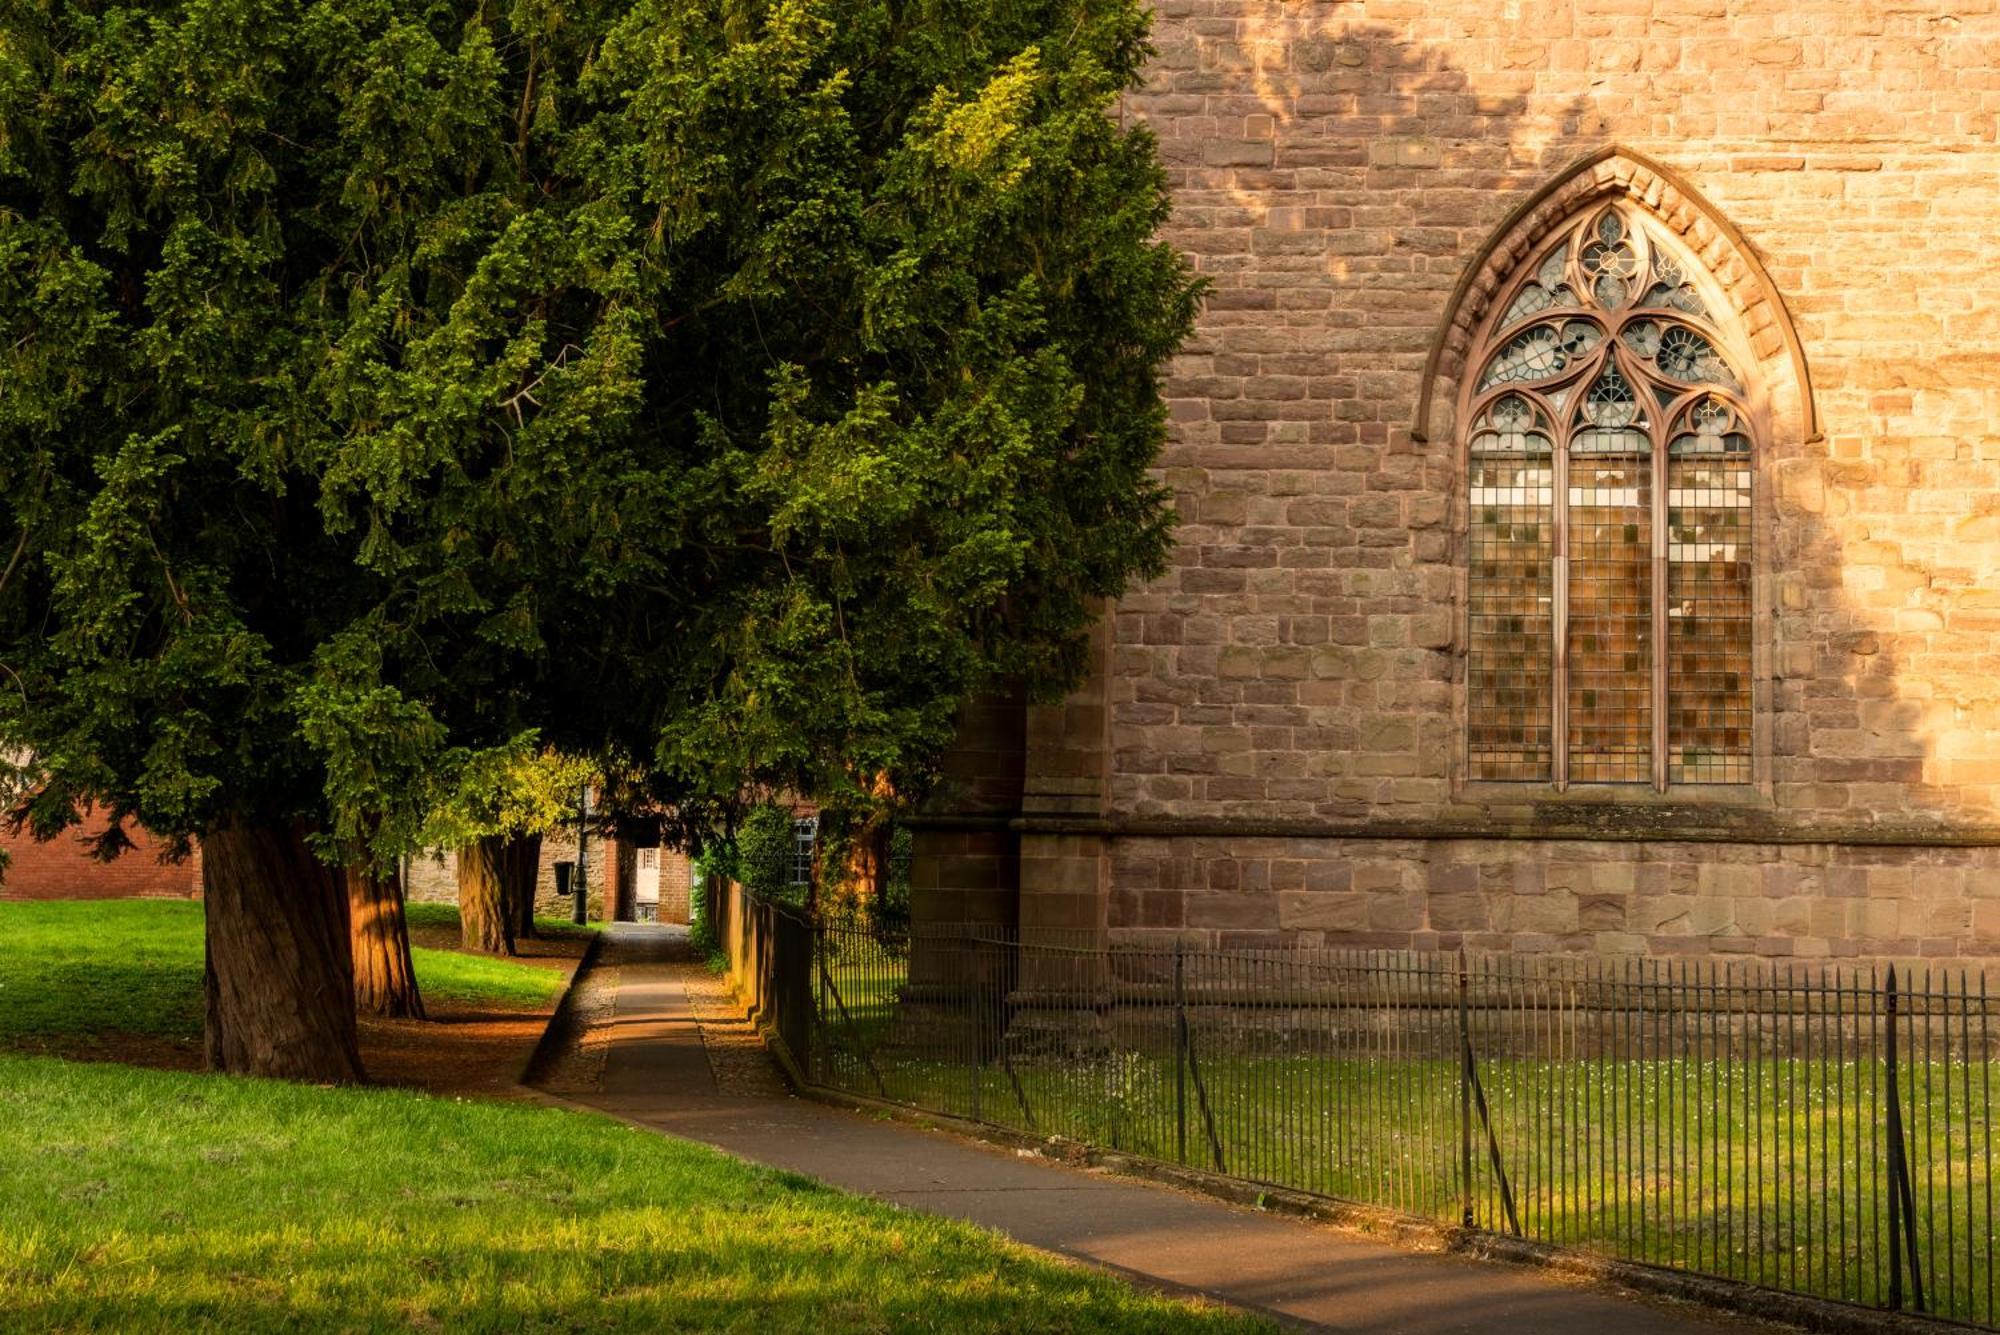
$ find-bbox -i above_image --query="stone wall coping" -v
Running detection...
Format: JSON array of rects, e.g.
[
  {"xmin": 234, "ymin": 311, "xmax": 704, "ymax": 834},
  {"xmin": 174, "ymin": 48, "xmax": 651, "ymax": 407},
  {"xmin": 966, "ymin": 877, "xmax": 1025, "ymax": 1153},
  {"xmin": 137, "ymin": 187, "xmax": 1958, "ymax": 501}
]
[{"xmin": 907, "ymin": 810, "xmax": 2000, "ymax": 849}]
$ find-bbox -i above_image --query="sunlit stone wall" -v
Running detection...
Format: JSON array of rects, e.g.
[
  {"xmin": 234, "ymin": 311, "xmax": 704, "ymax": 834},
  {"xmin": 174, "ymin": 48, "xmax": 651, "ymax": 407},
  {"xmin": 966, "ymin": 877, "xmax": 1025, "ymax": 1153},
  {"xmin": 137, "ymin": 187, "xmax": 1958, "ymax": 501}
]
[{"xmin": 920, "ymin": 0, "xmax": 2000, "ymax": 965}]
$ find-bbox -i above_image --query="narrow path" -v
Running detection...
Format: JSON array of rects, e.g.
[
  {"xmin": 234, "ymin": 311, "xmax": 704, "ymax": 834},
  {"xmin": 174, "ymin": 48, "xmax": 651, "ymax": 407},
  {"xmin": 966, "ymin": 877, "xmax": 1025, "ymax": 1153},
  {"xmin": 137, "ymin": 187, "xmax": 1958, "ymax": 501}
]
[{"xmin": 566, "ymin": 924, "xmax": 1770, "ymax": 1335}]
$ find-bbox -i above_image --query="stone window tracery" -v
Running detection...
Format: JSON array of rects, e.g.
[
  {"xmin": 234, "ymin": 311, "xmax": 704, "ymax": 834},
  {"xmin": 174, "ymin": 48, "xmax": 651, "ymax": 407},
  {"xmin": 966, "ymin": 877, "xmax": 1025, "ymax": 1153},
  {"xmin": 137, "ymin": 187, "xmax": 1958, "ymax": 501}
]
[{"xmin": 1464, "ymin": 204, "xmax": 1754, "ymax": 790}]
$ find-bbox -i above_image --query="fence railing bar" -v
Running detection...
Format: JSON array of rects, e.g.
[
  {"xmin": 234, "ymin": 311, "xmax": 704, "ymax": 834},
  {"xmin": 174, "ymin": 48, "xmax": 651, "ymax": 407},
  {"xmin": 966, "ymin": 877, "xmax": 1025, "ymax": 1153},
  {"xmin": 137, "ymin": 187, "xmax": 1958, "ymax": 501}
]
[
  {"xmin": 1800, "ymin": 963, "xmax": 1816, "ymax": 1295},
  {"xmin": 1000, "ymin": 1034, "xmax": 1036, "ymax": 1131},
  {"xmin": 1886, "ymin": 964, "xmax": 1923, "ymax": 1313},
  {"xmin": 1715, "ymin": 959, "xmax": 1724, "ymax": 1286},
  {"xmin": 820, "ymin": 955, "xmax": 889, "ymax": 1100},
  {"xmin": 1925, "ymin": 965, "xmax": 1938, "ymax": 1314},
  {"xmin": 1458, "ymin": 951, "xmax": 1474, "ymax": 1228},
  {"xmin": 1185, "ymin": 978, "xmax": 1226, "ymax": 1175},
  {"xmin": 1984, "ymin": 969, "xmax": 1994, "ymax": 1326},
  {"xmin": 971, "ymin": 946, "xmax": 990, "ymax": 1116},
  {"xmin": 1464, "ymin": 997, "xmax": 1520, "ymax": 1238},
  {"xmin": 1961, "ymin": 969, "xmax": 1975, "ymax": 1323},
  {"xmin": 1900, "ymin": 976, "xmax": 1926, "ymax": 1316},
  {"xmin": 756, "ymin": 900, "xmax": 2000, "ymax": 1327}
]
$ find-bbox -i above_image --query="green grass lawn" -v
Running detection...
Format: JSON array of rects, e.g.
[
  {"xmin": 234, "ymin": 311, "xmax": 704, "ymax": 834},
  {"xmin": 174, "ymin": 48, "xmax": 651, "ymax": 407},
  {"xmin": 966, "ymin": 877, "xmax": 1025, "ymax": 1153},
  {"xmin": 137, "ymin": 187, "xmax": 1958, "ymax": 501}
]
[
  {"xmin": 0, "ymin": 899, "xmax": 570, "ymax": 1055},
  {"xmin": 0, "ymin": 1055, "xmax": 1263, "ymax": 1333},
  {"xmin": 403, "ymin": 897, "xmax": 595, "ymax": 944}
]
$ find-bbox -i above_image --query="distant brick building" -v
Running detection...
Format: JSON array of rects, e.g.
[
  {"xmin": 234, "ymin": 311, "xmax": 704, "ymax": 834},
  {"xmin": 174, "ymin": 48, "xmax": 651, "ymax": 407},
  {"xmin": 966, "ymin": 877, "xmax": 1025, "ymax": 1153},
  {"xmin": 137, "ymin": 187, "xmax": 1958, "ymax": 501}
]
[
  {"xmin": 911, "ymin": 1, "xmax": 2000, "ymax": 965},
  {"xmin": 0, "ymin": 811, "xmax": 199, "ymax": 900},
  {"xmin": 404, "ymin": 830, "xmax": 697, "ymax": 925}
]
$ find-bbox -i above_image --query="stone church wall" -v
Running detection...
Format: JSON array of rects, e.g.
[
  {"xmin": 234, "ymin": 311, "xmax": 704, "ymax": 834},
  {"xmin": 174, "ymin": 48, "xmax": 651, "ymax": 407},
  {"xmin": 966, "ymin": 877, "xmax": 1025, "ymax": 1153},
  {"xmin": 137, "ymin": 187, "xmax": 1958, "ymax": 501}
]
[{"xmin": 916, "ymin": 0, "xmax": 2000, "ymax": 963}]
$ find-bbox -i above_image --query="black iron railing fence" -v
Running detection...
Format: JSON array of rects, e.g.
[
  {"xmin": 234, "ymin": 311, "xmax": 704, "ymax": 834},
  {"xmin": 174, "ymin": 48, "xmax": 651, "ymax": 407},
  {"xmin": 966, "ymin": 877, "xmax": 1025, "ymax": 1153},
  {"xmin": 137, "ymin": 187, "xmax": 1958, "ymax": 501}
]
[{"xmin": 721, "ymin": 886, "xmax": 2000, "ymax": 1326}]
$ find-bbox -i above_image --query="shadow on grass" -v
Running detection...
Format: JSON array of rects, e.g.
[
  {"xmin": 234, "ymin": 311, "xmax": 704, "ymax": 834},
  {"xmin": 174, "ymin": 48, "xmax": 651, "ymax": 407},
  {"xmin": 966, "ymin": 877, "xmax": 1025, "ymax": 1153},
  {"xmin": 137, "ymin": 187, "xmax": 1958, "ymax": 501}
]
[{"xmin": 0, "ymin": 901, "xmax": 577, "ymax": 1065}]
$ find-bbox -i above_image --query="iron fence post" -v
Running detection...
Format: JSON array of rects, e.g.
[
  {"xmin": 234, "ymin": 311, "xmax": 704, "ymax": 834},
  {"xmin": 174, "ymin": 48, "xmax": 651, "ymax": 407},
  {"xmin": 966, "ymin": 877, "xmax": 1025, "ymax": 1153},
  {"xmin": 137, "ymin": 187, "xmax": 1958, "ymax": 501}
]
[
  {"xmin": 1459, "ymin": 948, "xmax": 1473, "ymax": 1229},
  {"xmin": 1175, "ymin": 940, "xmax": 1188, "ymax": 1166},
  {"xmin": 1887, "ymin": 965, "xmax": 1903, "ymax": 1312},
  {"xmin": 814, "ymin": 917, "xmax": 826, "ymax": 1084},
  {"xmin": 971, "ymin": 943, "xmax": 984, "ymax": 1124}
]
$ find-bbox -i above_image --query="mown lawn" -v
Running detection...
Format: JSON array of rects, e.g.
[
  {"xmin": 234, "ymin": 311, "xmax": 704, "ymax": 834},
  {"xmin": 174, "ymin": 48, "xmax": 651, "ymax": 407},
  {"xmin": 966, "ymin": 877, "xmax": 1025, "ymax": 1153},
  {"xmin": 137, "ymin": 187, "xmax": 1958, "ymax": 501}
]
[
  {"xmin": 0, "ymin": 1056, "xmax": 1263, "ymax": 1333},
  {"xmin": 0, "ymin": 899, "xmax": 573, "ymax": 1055},
  {"xmin": 403, "ymin": 897, "xmax": 593, "ymax": 948}
]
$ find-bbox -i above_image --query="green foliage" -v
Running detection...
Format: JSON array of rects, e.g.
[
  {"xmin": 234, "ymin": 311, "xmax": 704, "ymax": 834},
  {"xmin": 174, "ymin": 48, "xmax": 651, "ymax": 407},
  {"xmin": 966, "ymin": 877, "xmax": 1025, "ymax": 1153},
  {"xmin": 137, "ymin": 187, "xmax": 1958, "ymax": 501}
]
[
  {"xmin": 882, "ymin": 822, "xmax": 914, "ymax": 924},
  {"xmin": 811, "ymin": 806, "xmax": 912, "ymax": 926},
  {"xmin": 687, "ymin": 844, "xmax": 726, "ymax": 952},
  {"xmin": 0, "ymin": 1056, "xmax": 1263, "ymax": 1332},
  {"xmin": 0, "ymin": 0, "xmax": 1200, "ymax": 865},
  {"xmin": 687, "ymin": 873, "xmax": 717, "ymax": 954},
  {"xmin": 736, "ymin": 803, "xmax": 799, "ymax": 904},
  {"xmin": 417, "ymin": 743, "xmax": 595, "ymax": 854},
  {"xmin": 693, "ymin": 835, "xmax": 739, "ymax": 889}
]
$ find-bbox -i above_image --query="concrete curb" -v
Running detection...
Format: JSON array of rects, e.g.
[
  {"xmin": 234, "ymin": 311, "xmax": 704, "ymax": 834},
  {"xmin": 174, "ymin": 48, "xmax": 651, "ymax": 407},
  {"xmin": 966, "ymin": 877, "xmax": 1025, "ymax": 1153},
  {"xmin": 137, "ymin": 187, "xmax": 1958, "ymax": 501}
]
[{"xmin": 517, "ymin": 928, "xmax": 606, "ymax": 1088}]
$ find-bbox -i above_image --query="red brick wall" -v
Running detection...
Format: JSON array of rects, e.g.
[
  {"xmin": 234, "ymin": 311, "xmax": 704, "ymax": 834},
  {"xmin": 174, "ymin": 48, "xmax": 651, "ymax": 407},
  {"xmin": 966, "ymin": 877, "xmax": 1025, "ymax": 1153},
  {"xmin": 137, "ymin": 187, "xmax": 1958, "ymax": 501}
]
[{"xmin": 0, "ymin": 814, "xmax": 200, "ymax": 900}]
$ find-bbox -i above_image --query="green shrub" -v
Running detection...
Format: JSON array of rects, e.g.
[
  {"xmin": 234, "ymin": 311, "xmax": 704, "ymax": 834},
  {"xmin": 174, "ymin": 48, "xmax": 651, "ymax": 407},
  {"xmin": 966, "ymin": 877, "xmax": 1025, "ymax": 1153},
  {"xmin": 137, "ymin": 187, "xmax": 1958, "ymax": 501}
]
[
  {"xmin": 687, "ymin": 865, "xmax": 717, "ymax": 954},
  {"xmin": 737, "ymin": 804, "xmax": 800, "ymax": 905},
  {"xmin": 687, "ymin": 837, "xmax": 739, "ymax": 954},
  {"xmin": 879, "ymin": 824, "xmax": 914, "ymax": 929}
]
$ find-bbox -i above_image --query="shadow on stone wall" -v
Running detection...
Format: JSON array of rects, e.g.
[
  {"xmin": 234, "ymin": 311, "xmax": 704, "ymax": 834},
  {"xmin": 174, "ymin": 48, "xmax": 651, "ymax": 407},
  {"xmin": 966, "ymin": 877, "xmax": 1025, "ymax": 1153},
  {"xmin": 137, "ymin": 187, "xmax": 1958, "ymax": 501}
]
[{"xmin": 1083, "ymin": 4, "xmax": 2000, "ymax": 963}]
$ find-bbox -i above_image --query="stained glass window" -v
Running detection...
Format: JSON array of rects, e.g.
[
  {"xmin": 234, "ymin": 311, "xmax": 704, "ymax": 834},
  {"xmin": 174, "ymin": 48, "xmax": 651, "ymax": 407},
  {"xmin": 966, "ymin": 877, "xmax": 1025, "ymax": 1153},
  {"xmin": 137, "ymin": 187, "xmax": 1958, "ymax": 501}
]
[
  {"xmin": 1463, "ymin": 205, "xmax": 1756, "ymax": 789},
  {"xmin": 1467, "ymin": 396, "xmax": 1555, "ymax": 779}
]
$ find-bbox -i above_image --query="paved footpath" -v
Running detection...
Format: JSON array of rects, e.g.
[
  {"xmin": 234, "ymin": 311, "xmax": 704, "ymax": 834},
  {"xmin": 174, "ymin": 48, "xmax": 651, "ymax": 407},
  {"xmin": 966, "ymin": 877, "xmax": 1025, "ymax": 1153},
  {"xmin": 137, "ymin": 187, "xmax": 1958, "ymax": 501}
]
[{"xmin": 566, "ymin": 924, "xmax": 1770, "ymax": 1335}]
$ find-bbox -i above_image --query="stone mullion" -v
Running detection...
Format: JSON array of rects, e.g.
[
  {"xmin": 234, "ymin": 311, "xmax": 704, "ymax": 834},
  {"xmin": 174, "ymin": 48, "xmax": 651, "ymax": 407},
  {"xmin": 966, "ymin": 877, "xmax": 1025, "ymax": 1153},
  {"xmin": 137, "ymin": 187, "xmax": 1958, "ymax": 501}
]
[
  {"xmin": 1552, "ymin": 430, "xmax": 1571, "ymax": 792},
  {"xmin": 1650, "ymin": 378, "xmax": 1671, "ymax": 793}
]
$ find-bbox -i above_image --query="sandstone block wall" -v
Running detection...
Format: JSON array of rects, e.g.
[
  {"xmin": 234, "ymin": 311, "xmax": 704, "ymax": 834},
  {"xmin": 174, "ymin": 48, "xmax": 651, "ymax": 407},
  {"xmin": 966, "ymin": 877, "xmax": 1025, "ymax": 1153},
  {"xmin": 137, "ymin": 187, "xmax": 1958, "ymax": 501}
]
[
  {"xmin": 1108, "ymin": 835, "xmax": 2000, "ymax": 967},
  {"xmin": 918, "ymin": 0, "xmax": 2000, "ymax": 963},
  {"xmin": 1122, "ymin": 0, "xmax": 2000, "ymax": 827}
]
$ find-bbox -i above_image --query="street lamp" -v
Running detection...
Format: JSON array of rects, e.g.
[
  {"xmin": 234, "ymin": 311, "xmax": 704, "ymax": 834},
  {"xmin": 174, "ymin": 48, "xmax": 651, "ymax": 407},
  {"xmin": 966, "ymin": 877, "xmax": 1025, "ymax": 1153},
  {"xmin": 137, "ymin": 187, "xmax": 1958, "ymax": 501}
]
[{"xmin": 573, "ymin": 783, "xmax": 590, "ymax": 925}]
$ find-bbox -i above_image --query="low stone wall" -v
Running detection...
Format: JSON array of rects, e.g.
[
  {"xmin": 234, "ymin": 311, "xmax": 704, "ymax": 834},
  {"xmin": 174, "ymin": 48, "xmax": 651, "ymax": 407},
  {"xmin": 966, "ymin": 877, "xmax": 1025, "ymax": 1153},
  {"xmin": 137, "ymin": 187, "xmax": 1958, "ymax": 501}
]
[
  {"xmin": 1106, "ymin": 834, "xmax": 2000, "ymax": 967},
  {"xmin": 711, "ymin": 878, "xmax": 814, "ymax": 1072}
]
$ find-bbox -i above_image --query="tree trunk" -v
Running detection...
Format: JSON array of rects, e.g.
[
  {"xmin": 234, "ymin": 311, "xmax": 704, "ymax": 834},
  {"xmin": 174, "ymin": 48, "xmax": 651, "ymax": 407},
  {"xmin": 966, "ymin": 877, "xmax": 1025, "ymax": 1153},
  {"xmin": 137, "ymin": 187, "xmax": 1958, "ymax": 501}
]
[
  {"xmin": 202, "ymin": 819, "xmax": 365, "ymax": 1082},
  {"xmin": 349, "ymin": 862, "xmax": 425, "ymax": 1019},
  {"xmin": 503, "ymin": 831, "xmax": 543, "ymax": 941},
  {"xmin": 458, "ymin": 834, "xmax": 514, "ymax": 955},
  {"xmin": 835, "ymin": 772, "xmax": 898, "ymax": 915}
]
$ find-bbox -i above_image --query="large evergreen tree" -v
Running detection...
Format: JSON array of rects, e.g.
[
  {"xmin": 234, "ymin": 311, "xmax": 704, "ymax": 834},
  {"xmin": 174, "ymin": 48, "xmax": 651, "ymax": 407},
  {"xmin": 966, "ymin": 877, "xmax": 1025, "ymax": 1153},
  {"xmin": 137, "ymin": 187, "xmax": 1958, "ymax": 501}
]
[{"xmin": 0, "ymin": 0, "xmax": 1199, "ymax": 1079}]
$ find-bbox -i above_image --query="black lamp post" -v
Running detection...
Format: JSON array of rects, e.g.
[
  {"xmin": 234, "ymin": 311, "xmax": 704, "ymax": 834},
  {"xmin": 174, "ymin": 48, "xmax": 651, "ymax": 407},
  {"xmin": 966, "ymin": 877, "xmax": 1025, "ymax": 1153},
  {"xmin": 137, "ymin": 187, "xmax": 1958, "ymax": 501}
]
[{"xmin": 572, "ymin": 783, "xmax": 590, "ymax": 925}]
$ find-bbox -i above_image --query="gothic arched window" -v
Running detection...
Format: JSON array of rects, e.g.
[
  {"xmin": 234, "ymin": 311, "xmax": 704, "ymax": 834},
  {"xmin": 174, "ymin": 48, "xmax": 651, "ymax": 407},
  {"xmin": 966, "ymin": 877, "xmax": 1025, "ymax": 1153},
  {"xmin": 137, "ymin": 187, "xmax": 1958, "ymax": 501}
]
[{"xmin": 1464, "ymin": 204, "xmax": 1754, "ymax": 789}]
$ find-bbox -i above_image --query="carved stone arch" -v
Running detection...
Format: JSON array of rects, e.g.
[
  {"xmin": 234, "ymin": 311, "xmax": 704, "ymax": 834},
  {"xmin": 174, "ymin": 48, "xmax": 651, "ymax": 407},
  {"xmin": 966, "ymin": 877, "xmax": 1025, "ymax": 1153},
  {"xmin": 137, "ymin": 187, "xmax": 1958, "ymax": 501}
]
[{"xmin": 1415, "ymin": 146, "xmax": 1818, "ymax": 449}]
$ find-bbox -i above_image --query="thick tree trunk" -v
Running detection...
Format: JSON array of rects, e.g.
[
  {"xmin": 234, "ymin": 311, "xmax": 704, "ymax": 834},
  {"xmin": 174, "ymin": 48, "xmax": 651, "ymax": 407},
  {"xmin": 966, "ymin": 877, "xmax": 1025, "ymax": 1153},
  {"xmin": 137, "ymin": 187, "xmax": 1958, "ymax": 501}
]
[
  {"xmin": 457, "ymin": 834, "xmax": 514, "ymax": 955},
  {"xmin": 835, "ymin": 772, "xmax": 898, "ymax": 915},
  {"xmin": 202, "ymin": 819, "xmax": 365, "ymax": 1082},
  {"xmin": 503, "ymin": 831, "xmax": 543, "ymax": 941},
  {"xmin": 841, "ymin": 816, "xmax": 891, "ymax": 909},
  {"xmin": 348, "ymin": 863, "xmax": 425, "ymax": 1019}
]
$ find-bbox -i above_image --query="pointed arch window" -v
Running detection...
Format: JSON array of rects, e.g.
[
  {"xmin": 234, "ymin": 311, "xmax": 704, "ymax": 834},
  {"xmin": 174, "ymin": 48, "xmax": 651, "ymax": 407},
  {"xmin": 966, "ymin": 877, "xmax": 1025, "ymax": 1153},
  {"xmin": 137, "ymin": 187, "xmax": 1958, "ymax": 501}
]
[{"xmin": 1465, "ymin": 205, "xmax": 1753, "ymax": 789}]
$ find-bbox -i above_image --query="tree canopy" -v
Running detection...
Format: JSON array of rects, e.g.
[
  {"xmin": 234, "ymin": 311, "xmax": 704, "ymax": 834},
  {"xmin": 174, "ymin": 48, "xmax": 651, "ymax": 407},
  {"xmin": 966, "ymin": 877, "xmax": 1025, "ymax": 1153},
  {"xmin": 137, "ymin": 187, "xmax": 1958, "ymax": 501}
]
[{"xmin": 0, "ymin": 0, "xmax": 1200, "ymax": 864}]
